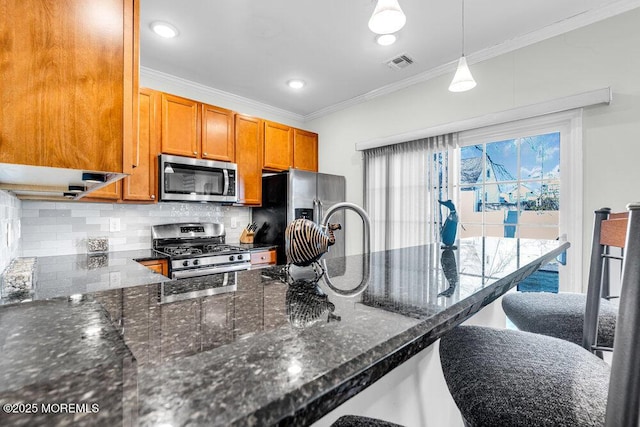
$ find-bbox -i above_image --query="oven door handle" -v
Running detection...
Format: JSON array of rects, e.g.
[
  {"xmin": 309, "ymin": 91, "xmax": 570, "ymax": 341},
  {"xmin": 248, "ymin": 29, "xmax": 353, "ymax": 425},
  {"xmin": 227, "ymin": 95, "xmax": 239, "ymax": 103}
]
[
  {"xmin": 223, "ymin": 169, "xmax": 229, "ymax": 196},
  {"xmin": 171, "ymin": 262, "xmax": 250, "ymax": 279}
]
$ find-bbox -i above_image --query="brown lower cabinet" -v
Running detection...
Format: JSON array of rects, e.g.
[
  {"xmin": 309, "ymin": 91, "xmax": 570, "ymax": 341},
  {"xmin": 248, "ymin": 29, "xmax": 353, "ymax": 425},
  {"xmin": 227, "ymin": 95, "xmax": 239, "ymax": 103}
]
[
  {"xmin": 250, "ymin": 249, "xmax": 277, "ymax": 267},
  {"xmin": 138, "ymin": 259, "xmax": 169, "ymax": 277}
]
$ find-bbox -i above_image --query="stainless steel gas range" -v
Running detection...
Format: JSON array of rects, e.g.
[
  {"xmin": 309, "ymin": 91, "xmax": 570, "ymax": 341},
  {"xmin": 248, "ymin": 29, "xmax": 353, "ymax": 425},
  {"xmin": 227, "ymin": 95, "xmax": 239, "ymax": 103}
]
[{"xmin": 151, "ymin": 223, "xmax": 250, "ymax": 279}]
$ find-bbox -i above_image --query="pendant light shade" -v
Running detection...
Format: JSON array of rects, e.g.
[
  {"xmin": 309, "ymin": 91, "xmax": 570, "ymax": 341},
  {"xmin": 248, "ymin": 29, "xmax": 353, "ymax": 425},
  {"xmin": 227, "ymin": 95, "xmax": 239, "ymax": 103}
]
[
  {"xmin": 449, "ymin": 56, "xmax": 476, "ymax": 92},
  {"xmin": 449, "ymin": 0, "xmax": 476, "ymax": 92},
  {"xmin": 368, "ymin": 0, "xmax": 406, "ymax": 35}
]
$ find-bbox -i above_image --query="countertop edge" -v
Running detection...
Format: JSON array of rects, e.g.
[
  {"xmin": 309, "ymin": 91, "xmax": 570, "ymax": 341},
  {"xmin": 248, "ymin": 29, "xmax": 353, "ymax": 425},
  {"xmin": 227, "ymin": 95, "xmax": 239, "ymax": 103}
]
[{"xmin": 265, "ymin": 241, "xmax": 570, "ymax": 426}]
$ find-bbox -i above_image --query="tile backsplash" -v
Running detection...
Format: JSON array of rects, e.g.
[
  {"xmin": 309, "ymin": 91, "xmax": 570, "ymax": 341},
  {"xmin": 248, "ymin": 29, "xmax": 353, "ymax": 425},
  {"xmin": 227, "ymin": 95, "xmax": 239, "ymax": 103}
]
[
  {"xmin": 0, "ymin": 191, "xmax": 22, "ymax": 272},
  {"xmin": 20, "ymin": 201, "xmax": 251, "ymax": 257}
]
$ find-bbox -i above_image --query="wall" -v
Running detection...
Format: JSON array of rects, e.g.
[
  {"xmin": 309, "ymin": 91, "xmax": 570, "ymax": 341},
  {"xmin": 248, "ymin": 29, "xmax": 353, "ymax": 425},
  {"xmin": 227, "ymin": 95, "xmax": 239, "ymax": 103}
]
[
  {"xmin": 20, "ymin": 201, "xmax": 250, "ymax": 258},
  {"xmin": 0, "ymin": 190, "xmax": 21, "ymax": 272},
  {"xmin": 309, "ymin": 9, "xmax": 640, "ymax": 286}
]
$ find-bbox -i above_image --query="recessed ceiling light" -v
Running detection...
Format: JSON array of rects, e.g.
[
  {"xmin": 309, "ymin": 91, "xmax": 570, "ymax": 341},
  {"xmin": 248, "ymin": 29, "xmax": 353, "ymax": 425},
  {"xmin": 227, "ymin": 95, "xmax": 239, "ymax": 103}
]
[
  {"xmin": 376, "ymin": 34, "xmax": 397, "ymax": 46},
  {"xmin": 150, "ymin": 21, "xmax": 179, "ymax": 38},
  {"xmin": 287, "ymin": 79, "xmax": 306, "ymax": 89}
]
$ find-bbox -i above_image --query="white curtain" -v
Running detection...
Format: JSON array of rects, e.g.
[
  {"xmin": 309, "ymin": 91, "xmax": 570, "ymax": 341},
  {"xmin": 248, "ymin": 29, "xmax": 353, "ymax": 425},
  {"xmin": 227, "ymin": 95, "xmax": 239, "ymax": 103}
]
[{"xmin": 364, "ymin": 134, "xmax": 457, "ymax": 252}]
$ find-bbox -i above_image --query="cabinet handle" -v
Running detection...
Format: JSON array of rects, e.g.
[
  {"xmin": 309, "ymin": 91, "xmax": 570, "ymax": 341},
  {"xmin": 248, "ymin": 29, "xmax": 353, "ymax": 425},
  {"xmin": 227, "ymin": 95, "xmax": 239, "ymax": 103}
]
[
  {"xmin": 261, "ymin": 256, "xmax": 266, "ymax": 260},
  {"xmin": 203, "ymin": 152, "xmax": 208, "ymax": 156},
  {"xmin": 151, "ymin": 195, "xmax": 155, "ymax": 200},
  {"xmin": 193, "ymin": 151, "xmax": 198, "ymax": 155}
]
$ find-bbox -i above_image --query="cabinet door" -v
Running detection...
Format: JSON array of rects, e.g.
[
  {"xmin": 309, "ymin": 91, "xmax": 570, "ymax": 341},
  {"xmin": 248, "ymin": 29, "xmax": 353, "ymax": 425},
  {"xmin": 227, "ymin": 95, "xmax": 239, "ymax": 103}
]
[
  {"xmin": 201, "ymin": 104, "xmax": 235, "ymax": 162},
  {"xmin": 161, "ymin": 93, "xmax": 199, "ymax": 158},
  {"xmin": 0, "ymin": 0, "xmax": 136, "ymax": 173},
  {"xmin": 123, "ymin": 88, "xmax": 159, "ymax": 202},
  {"xmin": 250, "ymin": 250, "xmax": 277, "ymax": 267},
  {"xmin": 138, "ymin": 259, "xmax": 168, "ymax": 277},
  {"xmin": 235, "ymin": 115, "xmax": 263, "ymax": 205},
  {"xmin": 263, "ymin": 121, "xmax": 293, "ymax": 171},
  {"xmin": 293, "ymin": 129, "xmax": 318, "ymax": 172},
  {"xmin": 86, "ymin": 182, "xmax": 122, "ymax": 201}
]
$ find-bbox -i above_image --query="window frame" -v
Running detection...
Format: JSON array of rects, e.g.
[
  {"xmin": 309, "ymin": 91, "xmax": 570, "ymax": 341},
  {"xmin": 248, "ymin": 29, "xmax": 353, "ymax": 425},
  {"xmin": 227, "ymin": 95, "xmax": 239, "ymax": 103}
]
[{"xmin": 454, "ymin": 110, "xmax": 583, "ymax": 292}]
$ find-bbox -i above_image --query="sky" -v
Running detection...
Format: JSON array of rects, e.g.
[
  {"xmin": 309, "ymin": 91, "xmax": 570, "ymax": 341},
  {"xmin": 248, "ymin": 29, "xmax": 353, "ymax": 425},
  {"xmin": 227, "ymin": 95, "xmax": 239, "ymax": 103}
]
[{"xmin": 461, "ymin": 132, "xmax": 561, "ymax": 184}]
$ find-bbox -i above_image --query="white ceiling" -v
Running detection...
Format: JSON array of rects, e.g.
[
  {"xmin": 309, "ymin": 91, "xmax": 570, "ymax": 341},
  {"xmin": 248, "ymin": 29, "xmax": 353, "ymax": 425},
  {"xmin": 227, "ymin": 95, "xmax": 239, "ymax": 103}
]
[{"xmin": 140, "ymin": 0, "xmax": 637, "ymax": 119}]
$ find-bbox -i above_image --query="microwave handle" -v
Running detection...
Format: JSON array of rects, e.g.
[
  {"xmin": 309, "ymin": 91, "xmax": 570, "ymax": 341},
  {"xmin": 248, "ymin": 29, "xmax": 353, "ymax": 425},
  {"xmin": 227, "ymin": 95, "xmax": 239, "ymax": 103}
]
[{"xmin": 223, "ymin": 169, "xmax": 229, "ymax": 195}]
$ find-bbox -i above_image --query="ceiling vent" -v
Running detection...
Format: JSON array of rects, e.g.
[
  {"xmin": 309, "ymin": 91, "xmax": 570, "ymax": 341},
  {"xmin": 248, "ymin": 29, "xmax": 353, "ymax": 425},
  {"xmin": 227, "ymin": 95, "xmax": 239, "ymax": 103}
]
[{"xmin": 386, "ymin": 53, "xmax": 414, "ymax": 70}]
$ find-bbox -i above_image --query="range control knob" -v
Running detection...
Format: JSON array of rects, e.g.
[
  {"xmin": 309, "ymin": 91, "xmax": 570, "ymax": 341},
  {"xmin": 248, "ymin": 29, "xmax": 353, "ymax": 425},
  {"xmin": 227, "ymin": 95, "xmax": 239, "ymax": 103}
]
[
  {"xmin": 237, "ymin": 254, "xmax": 243, "ymax": 260},
  {"xmin": 229, "ymin": 255, "xmax": 235, "ymax": 262},
  {"xmin": 193, "ymin": 259, "xmax": 199, "ymax": 266},
  {"xmin": 182, "ymin": 260, "xmax": 189, "ymax": 267}
]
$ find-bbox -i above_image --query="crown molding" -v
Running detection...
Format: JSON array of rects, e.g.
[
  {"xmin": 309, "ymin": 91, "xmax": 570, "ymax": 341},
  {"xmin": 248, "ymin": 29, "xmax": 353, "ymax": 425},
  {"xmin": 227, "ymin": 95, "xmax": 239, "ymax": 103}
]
[
  {"xmin": 304, "ymin": 0, "xmax": 640, "ymax": 122},
  {"xmin": 140, "ymin": 67, "xmax": 306, "ymax": 123}
]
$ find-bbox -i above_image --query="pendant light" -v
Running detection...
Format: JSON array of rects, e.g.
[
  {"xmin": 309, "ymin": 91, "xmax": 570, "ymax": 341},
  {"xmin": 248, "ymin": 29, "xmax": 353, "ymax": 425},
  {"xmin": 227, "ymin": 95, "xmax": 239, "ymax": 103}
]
[
  {"xmin": 449, "ymin": 0, "xmax": 476, "ymax": 92},
  {"xmin": 368, "ymin": 0, "xmax": 406, "ymax": 35}
]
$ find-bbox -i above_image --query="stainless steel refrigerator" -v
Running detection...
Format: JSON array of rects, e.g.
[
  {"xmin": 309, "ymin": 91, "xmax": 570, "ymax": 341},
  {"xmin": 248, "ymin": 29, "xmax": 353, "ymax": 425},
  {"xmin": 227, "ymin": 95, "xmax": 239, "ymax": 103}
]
[{"xmin": 253, "ymin": 170, "xmax": 346, "ymax": 264}]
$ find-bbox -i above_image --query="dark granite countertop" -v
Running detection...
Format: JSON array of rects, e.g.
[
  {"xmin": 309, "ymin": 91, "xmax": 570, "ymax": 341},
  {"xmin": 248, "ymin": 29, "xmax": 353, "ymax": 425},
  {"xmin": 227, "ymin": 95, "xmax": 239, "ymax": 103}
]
[
  {"xmin": 0, "ymin": 237, "xmax": 568, "ymax": 426},
  {"xmin": 0, "ymin": 250, "xmax": 171, "ymax": 304}
]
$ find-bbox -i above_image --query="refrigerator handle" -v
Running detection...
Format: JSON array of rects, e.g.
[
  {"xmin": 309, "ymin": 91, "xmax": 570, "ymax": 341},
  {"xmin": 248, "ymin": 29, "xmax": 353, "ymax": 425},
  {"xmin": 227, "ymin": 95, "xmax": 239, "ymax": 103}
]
[
  {"xmin": 312, "ymin": 198, "xmax": 318, "ymax": 223},
  {"xmin": 317, "ymin": 199, "xmax": 324, "ymax": 224}
]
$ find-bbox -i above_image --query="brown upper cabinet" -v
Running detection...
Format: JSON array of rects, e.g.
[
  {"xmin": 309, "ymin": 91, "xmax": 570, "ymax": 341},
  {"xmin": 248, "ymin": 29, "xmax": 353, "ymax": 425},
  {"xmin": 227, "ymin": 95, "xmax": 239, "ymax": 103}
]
[
  {"xmin": 161, "ymin": 93, "xmax": 199, "ymax": 158},
  {"xmin": 85, "ymin": 182, "xmax": 122, "ymax": 202},
  {"xmin": 263, "ymin": 121, "xmax": 293, "ymax": 171},
  {"xmin": 262, "ymin": 121, "xmax": 318, "ymax": 173},
  {"xmin": 201, "ymin": 104, "xmax": 235, "ymax": 162},
  {"xmin": 293, "ymin": 129, "xmax": 319, "ymax": 172},
  {"xmin": 161, "ymin": 94, "xmax": 235, "ymax": 162},
  {"xmin": 123, "ymin": 88, "xmax": 161, "ymax": 202},
  {"xmin": 0, "ymin": 0, "xmax": 138, "ymax": 174},
  {"xmin": 235, "ymin": 115, "xmax": 263, "ymax": 206}
]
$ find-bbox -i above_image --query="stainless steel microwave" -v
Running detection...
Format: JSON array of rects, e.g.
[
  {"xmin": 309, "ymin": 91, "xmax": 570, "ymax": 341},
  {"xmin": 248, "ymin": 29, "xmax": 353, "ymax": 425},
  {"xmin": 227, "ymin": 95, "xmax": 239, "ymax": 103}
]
[{"xmin": 159, "ymin": 154, "xmax": 238, "ymax": 203}]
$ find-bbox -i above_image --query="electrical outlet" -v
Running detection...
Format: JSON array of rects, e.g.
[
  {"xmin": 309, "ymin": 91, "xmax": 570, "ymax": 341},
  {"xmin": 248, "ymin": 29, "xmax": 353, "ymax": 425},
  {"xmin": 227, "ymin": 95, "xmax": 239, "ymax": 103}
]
[
  {"xmin": 230, "ymin": 217, "xmax": 237, "ymax": 229},
  {"xmin": 109, "ymin": 217, "xmax": 121, "ymax": 232}
]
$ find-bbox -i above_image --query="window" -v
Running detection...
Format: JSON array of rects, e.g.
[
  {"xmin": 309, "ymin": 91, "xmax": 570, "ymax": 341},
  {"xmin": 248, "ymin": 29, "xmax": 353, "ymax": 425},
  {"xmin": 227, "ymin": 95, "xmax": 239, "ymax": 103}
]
[
  {"xmin": 457, "ymin": 132, "xmax": 560, "ymax": 241},
  {"xmin": 455, "ymin": 111, "xmax": 583, "ymax": 292}
]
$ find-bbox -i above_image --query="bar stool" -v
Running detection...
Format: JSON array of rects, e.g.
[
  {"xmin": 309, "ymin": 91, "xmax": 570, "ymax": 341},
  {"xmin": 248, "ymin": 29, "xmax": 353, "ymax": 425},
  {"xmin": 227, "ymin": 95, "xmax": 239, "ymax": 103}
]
[
  {"xmin": 439, "ymin": 203, "xmax": 640, "ymax": 426},
  {"xmin": 502, "ymin": 208, "xmax": 626, "ymax": 354}
]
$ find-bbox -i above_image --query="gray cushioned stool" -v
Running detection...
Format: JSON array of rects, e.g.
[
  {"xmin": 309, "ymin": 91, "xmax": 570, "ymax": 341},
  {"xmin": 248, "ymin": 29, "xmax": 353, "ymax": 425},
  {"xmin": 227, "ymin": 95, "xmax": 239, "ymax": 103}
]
[
  {"xmin": 439, "ymin": 326, "xmax": 610, "ymax": 426},
  {"xmin": 501, "ymin": 208, "xmax": 625, "ymax": 354},
  {"xmin": 502, "ymin": 292, "xmax": 617, "ymax": 347},
  {"xmin": 331, "ymin": 415, "xmax": 403, "ymax": 427}
]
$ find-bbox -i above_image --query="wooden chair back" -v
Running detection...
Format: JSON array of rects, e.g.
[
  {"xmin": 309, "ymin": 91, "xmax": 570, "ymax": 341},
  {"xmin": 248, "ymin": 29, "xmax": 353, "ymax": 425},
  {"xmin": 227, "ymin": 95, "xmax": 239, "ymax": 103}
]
[
  {"xmin": 583, "ymin": 209, "xmax": 628, "ymax": 354},
  {"xmin": 599, "ymin": 212, "xmax": 628, "ymax": 248}
]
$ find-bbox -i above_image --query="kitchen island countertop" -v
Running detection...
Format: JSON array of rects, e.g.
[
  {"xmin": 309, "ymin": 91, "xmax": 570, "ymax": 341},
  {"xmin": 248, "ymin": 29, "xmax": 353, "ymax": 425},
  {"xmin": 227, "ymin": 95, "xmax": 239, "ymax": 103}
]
[{"xmin": 0, "ymin": 237, "xmax": 568, "ymax": 426}]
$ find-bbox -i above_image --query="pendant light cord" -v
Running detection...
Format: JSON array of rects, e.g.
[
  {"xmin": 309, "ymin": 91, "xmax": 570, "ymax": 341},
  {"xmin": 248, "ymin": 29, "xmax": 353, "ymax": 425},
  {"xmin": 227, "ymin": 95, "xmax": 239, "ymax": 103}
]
[{"xmin": 461, "ymin": 0, "xmax": 465, "ymax": 56}]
